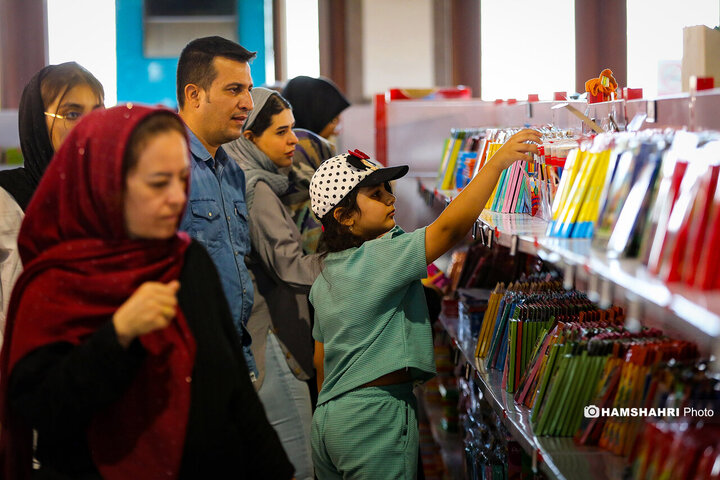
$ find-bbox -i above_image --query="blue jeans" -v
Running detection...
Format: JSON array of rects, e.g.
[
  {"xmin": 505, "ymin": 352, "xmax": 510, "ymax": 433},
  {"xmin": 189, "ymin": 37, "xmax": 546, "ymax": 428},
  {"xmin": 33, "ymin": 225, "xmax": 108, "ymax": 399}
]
[
  {"xmin": 257, "ymin": 332, "xmax": 314, "ymax": 480},
  {"xmin": 243, "ymin": 343, "xmax": 258, "ymax": 381}
]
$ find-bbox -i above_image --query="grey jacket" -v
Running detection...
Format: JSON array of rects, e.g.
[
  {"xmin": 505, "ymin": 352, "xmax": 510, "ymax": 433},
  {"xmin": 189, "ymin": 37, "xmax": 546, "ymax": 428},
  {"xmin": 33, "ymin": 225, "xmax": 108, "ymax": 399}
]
[{"xmin": 246, "ymin": 181, "xmax": 322, "ymax": 389}]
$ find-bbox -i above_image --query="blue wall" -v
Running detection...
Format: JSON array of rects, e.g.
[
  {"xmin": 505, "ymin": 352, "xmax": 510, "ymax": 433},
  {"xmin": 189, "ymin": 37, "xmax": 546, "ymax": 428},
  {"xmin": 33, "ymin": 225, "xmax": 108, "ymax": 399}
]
[{"xmin": 116, "ymin": 0, "xmax": 267, "ymax": 107}]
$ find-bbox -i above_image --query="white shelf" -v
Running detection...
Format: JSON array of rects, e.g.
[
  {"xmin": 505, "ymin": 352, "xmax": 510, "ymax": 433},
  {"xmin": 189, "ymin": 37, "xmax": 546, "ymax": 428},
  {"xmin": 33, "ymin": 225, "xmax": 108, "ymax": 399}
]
[
  {"xmin": 477, "ymin": 210, "xmax": 720, "ymax": 354},
  {"xmin": 418, "ymin": 178, "xmax": 720, "ymax": 357},
  {"xmin": 439, "ymin": 314, "xmax": 628, "ymax": 480}
]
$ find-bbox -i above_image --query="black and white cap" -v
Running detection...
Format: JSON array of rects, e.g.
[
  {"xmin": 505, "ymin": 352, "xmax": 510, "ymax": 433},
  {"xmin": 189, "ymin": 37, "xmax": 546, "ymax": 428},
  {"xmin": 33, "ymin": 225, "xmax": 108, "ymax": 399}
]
[{"xmin": 310, "ymin": 149, "xmax": 409, "ymax": 218}]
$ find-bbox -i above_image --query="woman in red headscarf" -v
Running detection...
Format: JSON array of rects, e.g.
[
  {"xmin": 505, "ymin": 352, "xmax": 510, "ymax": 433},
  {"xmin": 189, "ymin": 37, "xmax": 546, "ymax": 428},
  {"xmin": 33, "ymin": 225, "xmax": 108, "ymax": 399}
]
[{"xmin": 0, "ymin": 105, "xmax": 294, "ymax": 479}]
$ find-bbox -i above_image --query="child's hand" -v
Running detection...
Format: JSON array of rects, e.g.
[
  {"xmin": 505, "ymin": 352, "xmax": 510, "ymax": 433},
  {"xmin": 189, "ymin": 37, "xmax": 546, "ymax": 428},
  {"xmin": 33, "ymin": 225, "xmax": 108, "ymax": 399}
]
[
  {"xmin": 425, "ymin": 128, "xmax": 542, "ymax": 264},
  {"xmin": 487, "ymin": 129, "xmax": 542, "ymax": 171}
]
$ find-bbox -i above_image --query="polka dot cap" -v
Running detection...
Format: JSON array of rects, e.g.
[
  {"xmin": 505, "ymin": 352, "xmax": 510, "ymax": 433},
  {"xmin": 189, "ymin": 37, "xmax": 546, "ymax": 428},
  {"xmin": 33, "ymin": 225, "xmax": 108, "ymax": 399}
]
[{"xmin": 309, "ymin": 150, "xmax": 409, "ymax": 218}]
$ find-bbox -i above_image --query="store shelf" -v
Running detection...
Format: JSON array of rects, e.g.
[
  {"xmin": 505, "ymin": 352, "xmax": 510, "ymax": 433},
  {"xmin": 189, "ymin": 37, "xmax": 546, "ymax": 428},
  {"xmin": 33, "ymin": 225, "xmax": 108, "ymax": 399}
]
[
  {"xmin": 418, "ymin": 178, "xmax": 720, "ymax": 357},
  {"xmin": 438, "ymin": 313, "xmax": 628, "ymax": 480},
  {"xmin": 477, "ymin": 212, "xmax": 720, "ymax": 349},
  {"xmin": 422, "ymin": 392, "xmax": 464, "ymax": 479},
  {"xmin": 417, "ymin": 179, "xmax": 452, "ymax": 209}
]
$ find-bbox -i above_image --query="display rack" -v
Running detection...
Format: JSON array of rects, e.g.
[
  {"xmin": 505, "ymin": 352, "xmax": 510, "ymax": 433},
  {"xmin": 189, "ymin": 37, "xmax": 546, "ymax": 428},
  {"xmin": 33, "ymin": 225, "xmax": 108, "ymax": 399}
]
[
  {"xmin": 421, "ymin": 389, "xmax": 464, "ymax": 479},
  {"xmin": 417, "ymin": 179, "xmax": 720, "ymax": 360},
  {"xmin": 382, "ymin": 91, "xmax": 720, "ymax": 169},
  {"xmin": 410, "ymin": 94, "xmax": 720, "ymax": 480},
  {"xmin": 438, "ymin": 312, "xmax": 628, "ymax": 480}
]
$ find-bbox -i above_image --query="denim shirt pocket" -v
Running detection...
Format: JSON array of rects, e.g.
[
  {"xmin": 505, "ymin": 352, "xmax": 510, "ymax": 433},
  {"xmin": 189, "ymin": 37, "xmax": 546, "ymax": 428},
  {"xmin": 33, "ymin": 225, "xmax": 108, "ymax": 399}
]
[
  {"xmin": 189, "ymin": 199, "xmax": 222, "ymax": 250},
  {"xmin": 233, "ymin": 200, "xmax": 250, "ymax": 249},
  {"xmin": 232, "ymin": 200, "xmax": 254, "ymax": 323}
]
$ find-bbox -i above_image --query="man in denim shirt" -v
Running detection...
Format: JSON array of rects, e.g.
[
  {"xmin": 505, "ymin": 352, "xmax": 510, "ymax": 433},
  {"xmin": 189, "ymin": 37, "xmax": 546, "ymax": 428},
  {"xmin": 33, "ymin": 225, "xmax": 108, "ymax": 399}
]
[{"xmin": 176, "ymin": 36, "xmax": 258, "ymax": 379}]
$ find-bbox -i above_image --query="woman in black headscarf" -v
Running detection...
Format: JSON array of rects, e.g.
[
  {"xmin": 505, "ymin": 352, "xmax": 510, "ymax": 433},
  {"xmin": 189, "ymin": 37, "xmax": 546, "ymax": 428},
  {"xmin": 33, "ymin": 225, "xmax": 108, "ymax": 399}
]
[
  {"xmin": 0, "ymin": 62, "xmax": 104, "ymax": 348},
  {"xmin": 281, "ymin": 76, "xmax": 350, "ymax": 140}
]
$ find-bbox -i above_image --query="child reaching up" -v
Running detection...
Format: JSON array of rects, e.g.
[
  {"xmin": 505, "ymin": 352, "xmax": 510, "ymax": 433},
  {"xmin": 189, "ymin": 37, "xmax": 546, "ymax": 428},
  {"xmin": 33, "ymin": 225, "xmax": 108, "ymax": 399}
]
[{"xmin": 309, "ymin": 129, "xmax": 541, "ymax": 479}]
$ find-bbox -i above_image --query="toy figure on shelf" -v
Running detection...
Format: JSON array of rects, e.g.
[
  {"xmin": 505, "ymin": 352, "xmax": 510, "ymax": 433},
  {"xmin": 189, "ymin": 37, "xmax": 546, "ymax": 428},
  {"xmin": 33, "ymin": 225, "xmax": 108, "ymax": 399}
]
[{"xmin": 585, "ymin": 68, "xmax": 618, "ymax": 103}]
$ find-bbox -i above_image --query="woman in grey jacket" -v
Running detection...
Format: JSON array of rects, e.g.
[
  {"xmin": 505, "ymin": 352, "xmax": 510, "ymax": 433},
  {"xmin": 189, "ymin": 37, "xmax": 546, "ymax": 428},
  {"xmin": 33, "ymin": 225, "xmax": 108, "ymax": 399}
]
[{"xmin": 225, "ymin": 88, "xmax": 321, "ymax": 480}]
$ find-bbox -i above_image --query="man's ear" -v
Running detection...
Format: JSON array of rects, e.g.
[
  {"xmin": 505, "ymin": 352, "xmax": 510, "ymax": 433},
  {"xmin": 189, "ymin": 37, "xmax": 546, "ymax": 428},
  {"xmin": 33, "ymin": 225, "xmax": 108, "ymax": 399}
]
[
  {"xmin": 333, "ymin": 207, "xmax": 354, "ymax": 228},
  {"xmin": 242, "ymin": 130, "xmax": 254, "ymax": 141},
  {"xmin": 184, "ymin": 84, "xmax": 202, "ymax": 108}
]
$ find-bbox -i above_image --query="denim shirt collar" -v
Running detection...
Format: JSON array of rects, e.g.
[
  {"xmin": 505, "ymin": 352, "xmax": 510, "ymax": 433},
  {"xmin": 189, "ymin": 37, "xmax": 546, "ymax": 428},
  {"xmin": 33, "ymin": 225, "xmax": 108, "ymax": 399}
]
[{"xmin": 187, "ymin": 128, "xmax": 229, "ymax": 168}]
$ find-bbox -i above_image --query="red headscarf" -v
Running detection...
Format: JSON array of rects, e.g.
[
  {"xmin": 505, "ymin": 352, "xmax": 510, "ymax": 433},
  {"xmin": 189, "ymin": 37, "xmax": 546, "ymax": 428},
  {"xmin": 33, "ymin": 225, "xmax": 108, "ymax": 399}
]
[{"xmin": 0, "ymin": 104, "xmax": 195, "ymax": 479}]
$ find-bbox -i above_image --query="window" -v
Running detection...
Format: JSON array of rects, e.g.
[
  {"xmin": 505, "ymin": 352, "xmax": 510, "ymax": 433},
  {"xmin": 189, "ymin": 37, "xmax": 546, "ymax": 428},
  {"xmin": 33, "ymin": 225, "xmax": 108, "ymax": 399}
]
[
  {"xmin": 47, "ymin": 0, "xmax": 117, "ymax": 106},
  {"xmin": 143, "ymin": 0, "xmax": 238, "ymax": 58},
  {"xmin": 284, "ymin": 0, "xmax": 320, "ymax": 79},
  {"xmin": 145, "ymin": 0, "xmax": 235, "ymax": 16},
  {"xmin": 481, "ymin": 0, "xmax": 575, "ymax": 101},
  {"xmin": 626, "ymin": 0, "xmax": 719, "ymax": 98}
]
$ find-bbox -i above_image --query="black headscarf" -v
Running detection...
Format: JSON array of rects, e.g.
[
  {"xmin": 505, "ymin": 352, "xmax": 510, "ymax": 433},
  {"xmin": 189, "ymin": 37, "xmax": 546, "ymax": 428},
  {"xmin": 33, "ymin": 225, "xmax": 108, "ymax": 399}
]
[
  {"xmin": 0, "ymin": 65, "xmax": 57, "ymax": 211},
  {"xmin": 281, "ymin": 76, "xmax": 350, "ymax": 135}
]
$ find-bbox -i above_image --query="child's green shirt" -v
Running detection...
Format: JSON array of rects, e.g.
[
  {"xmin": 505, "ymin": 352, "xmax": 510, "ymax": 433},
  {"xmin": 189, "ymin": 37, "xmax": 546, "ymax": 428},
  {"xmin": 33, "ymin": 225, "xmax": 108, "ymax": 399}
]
[{"xmin": 310, "ymin": 226, "xmax": 437, "ymax": 406}]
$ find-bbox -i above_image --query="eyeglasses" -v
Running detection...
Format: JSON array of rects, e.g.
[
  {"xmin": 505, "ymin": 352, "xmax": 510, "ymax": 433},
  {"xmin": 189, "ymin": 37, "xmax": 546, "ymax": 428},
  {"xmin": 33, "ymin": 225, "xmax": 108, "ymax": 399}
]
[{"xmin": 44, "ymin": 110, "xmax": 85, "ymax": 129}]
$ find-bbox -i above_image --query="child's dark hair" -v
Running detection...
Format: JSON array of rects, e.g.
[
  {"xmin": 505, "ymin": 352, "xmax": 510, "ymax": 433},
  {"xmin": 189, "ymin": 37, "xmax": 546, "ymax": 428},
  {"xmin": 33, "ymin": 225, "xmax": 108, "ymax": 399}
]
[
  {"xmin": 245, "ymin": 93, "xmax": 292, "ymax": 137},
  {"xmin": 318, "ymin": 181, "xmax": 393, "ymax": 256}
]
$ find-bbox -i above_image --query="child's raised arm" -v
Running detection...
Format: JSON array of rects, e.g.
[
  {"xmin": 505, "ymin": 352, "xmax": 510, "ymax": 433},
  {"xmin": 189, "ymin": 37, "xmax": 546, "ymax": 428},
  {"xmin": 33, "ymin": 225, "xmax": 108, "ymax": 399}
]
[{"xmin": 425, "ymin": 129, "xmax": 541, "ymax": 264}]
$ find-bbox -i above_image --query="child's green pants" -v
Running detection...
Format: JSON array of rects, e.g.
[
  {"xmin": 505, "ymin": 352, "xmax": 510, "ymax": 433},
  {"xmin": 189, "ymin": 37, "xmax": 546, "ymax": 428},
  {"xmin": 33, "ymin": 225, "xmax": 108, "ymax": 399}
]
[{"xmin": 311, "ymin": 383, "xmax": 418, "ymax": 479}]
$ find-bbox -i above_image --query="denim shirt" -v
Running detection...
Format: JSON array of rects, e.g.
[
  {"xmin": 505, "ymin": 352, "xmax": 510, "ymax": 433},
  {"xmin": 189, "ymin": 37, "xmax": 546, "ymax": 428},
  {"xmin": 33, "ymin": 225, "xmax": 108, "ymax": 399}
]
[{"xmin": 179, "ymin": 129, "xmax": 257, "ymax": 378}]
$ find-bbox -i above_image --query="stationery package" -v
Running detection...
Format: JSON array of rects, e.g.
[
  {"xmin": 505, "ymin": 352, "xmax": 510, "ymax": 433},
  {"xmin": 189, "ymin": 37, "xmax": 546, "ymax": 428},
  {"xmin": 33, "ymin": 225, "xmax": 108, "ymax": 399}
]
[
  {"xmin": 483, "ymin": 128, "xmax": 574, "ymax": 219},
  {"xmin": 463, "ymin": 267, "xmax": 712, "ymax": 457},
  {"xmin": 652, "ymin": 137, "xmax": 720, "ymax": 285},
  {"xmin": 630, "ymin": 420, "xmax": 720, "ymax": 480},
  {"xmin": 547, "ymin": 129, "xmax": 720, "ymax": 288},
  {"xmin": 436, "ymin": 128, "xmax": 484, "ymax": 191},
  {"xmin": 435, "ymin": 126, "xmax": 574, "ymax": 219},
  {"xmin": 547, "ymin": 133, "xmax": 616, "ymax": 238}
]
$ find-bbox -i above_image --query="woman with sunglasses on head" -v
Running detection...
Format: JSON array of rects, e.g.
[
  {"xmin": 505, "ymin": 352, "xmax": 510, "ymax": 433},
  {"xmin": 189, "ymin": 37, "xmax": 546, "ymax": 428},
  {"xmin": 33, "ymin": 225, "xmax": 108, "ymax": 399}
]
[
  {"xmin": 0, "ymin": 105, "xmax": 294, "ymax": 479},
  {"xmin": 0, "ymin": 62, "xmax": 104, "ymax": 349}
]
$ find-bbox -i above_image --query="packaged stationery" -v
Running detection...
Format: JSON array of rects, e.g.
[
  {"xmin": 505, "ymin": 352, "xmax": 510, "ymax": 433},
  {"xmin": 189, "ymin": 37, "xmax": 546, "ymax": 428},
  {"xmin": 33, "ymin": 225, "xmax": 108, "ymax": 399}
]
[
  {"xmin": 437, "ymin": 128, "xmax": 468, "ymax": 190},
  {"xmin": 606, "ymin": 144, "xmax": 662, "ymax": 257}
]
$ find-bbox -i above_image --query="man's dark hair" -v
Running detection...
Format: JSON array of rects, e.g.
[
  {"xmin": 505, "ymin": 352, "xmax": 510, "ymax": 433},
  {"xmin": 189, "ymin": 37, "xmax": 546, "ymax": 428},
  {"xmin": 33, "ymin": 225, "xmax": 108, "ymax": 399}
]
[{"xmin": 176, "ymin": 36, "xmax": 256, "ymax": 109}]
